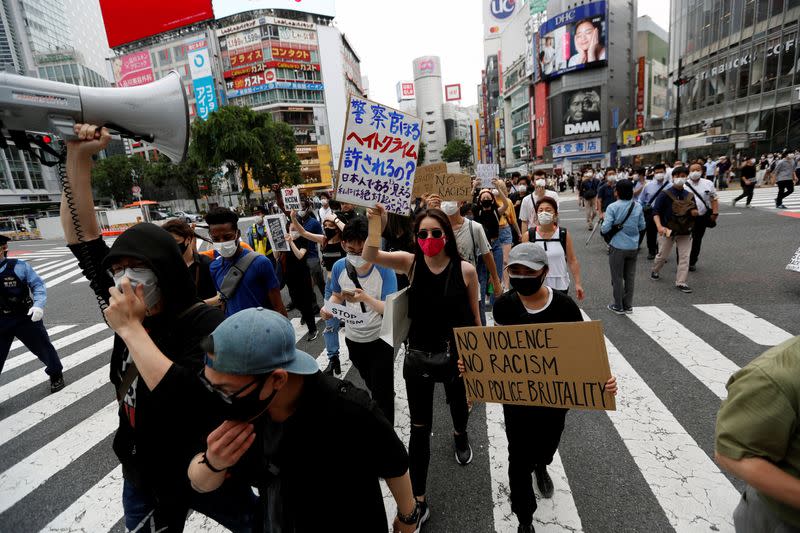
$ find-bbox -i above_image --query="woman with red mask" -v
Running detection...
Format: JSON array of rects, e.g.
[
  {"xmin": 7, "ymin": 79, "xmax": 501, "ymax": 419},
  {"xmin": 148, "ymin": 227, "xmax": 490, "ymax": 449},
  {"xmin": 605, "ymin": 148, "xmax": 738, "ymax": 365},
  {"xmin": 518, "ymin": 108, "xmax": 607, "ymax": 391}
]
[{"xmin": 363, "ymin": 204, "xmax": 481, "ymax": 527}]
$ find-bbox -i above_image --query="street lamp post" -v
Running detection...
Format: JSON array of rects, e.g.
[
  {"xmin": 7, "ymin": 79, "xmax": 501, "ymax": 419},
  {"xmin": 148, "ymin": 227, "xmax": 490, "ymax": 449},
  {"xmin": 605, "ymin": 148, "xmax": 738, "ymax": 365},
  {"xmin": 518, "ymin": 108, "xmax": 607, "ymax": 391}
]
[{"xmin": 673, "ymin": 57, "xmax": 694, "ymax": 162}]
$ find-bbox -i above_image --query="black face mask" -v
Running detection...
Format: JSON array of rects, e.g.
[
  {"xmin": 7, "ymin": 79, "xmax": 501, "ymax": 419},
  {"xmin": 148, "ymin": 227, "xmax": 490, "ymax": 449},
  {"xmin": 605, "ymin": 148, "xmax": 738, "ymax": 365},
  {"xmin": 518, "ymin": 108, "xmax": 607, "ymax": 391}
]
[
  {"xmin": 225, "ymin": 382, "xmax": 278, "ymax": 422},
  {"xmin": 509, "ymin": 274, "xmax": 545, "ymax": 296},
  {"xmin": 178, "ymin": 241, "xmax": 190, "ymax": 254},
  {"xmin": 480, "ymin": 199, "xmax": 493, "ymax": 209},
  {"xmin": 324, "ymin": 228, "xmax": 338, "ymax": 239}
]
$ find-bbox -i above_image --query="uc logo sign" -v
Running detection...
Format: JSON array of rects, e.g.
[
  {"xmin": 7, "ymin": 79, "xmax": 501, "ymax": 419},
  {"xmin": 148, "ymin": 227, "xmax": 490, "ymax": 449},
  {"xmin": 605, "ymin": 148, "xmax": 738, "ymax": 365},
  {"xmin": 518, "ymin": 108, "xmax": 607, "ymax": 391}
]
[
  {"xmin": 193, "ymin": 54, "xmax": 205, "ymax": 68},
  {"xmin": 490, "ymin": 0, "xmax": 515, "ymax": 19}
]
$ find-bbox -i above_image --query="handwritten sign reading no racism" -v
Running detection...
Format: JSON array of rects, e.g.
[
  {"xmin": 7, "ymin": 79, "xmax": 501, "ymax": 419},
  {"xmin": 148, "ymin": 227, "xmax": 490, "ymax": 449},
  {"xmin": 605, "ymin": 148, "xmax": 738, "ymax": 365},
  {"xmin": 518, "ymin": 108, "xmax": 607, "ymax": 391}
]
[
  {"xmin": 411, "ymin": 162, "xmax": 473, "ymax": 202},
  {"xmin": 281, "ymin": 188, "xmax": 301, "ymax": 211},
  {"xmin": 454, "ymin": 320, "xmax": 616, "ymax": 410},
  {"xmin": 335, "ymin": 95, "xmax": 421, "ymax": 215}
]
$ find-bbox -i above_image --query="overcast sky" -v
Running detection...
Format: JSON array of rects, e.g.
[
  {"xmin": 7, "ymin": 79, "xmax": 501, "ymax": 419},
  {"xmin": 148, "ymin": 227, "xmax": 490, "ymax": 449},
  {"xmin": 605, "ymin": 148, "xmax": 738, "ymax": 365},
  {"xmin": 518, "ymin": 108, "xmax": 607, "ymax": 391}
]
[{"xmin": 333, "ymin": 1, "xmax": 670, "ymax": 109}]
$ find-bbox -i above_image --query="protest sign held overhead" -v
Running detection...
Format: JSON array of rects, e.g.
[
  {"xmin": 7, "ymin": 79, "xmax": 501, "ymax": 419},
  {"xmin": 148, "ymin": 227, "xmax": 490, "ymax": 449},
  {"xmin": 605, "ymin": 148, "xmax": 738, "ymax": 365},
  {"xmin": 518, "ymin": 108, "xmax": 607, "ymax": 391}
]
[
  {"xmin": 324, "ymin": 300, "xmax": 368, "ymax": 327},
  {"xmin": 455, "ymin": 320, "xmax": 616, "ymax": 411},
  {"xmin": 335, "ymin": 95, "xmax": 421, "ymax": 215},
  {"xmin": 476, "ymin": 163, "xmax": 499, "ymax": 188},
  {"xmin": 282, "ymin": 188, "xmax": 301, "ymax": 211},
  {"xmin": 411, "ymin": 163, "xmax": 473, "ymax": 202},
  {"xmin": 787, "ymin": 246, "xmax": 800, "ymax": 273},
  {"xmin": 264, "ymin": 214, "xmax": 289, "ymax": 252}
]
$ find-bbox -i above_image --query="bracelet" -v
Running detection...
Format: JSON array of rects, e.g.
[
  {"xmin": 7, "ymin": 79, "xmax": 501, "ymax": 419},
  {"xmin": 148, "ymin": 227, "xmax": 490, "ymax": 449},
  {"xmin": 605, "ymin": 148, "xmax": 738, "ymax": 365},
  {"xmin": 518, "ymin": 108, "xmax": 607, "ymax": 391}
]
[
  {"xmin": 396, "ymin": 501, "xmax": 420, "ymax": 525},
  {"xmin": 200, "ymin": 452, "xmax": 227, "ymax": 473}
]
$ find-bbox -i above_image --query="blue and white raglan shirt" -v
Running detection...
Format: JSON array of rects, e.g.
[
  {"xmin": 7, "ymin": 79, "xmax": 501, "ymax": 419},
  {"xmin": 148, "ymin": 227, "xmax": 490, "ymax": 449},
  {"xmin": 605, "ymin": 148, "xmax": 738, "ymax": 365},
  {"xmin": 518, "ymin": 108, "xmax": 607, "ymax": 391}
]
[
  {"xmin": 0, "ymin": 258, "xmax": 46, "ymax": 308},
  {"xmin": 329, "ymin": 259, "xmax": 397, "ymax": 343}
]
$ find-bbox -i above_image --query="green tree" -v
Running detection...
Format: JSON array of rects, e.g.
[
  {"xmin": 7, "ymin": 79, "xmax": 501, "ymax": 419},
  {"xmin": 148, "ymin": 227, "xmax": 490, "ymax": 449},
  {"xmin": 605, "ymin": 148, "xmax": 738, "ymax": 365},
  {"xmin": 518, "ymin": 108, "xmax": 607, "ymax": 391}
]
[
  {"xmin": 190, "ymin": 106, "xmax": 300, "ymax": 204},
  {"xmin": 442, "ymin": 139, "xmax": 472, "ymax": 168},
  {"xmin": 91, "ymin": 154, "xmax": 146, "ymax": 206},
  {"xmin": 418, "ymin": 142, "xmax": 426, "ymax": 165},
  {"xmin": 144, "ymin": 157, "xmax": 218, "ymax": 212}
]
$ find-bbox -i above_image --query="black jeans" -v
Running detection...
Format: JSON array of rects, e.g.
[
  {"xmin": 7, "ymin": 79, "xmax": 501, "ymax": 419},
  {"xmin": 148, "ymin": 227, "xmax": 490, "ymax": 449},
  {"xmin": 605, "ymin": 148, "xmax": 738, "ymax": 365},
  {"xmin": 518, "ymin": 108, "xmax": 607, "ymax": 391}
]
[
  {"xmin": 406, "ymin": 369, "xmax": 470, "ymax": 496},
  {"xmin": 286, "ymin": 274, "xmax": 317, "ymax": 334},
  {"xmin": 734, "ymin": 185, "xmax": 755, "ymax": 205},
  {"xmin": 643, "ymin": 210, "xmax": 659, "ymax": 256},
  {"xmin": 0, "ymin": 315, "xmax": 63, "ymax": 376},
  {"xmin": 503, "ymin": 405, "xmax": 568, "ymax": 525},
  {"xmin": 690, "ymin": 214, "xmax": 710, "ymax": 267},
  {"xmin": 776, "ymin": 181, "xmax": 795, "ymax": 205},
  {"xmin": 345, "ymin": 337, "xmax": 395, "ymax": 425}
]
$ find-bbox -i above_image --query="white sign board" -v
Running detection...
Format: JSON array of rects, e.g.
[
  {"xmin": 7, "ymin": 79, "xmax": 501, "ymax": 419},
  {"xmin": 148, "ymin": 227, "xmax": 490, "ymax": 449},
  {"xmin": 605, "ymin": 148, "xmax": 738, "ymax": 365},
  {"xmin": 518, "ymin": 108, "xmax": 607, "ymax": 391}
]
[
  {"xmin": 264, "ymin": 214, "xmax": 289, "ymax": 252},
  {"xmin": 476, "ymin": 163, "xmax": 499, "ymax": 188},
  {"xmin": 335, "ymin": 95, "xmax": 422, "ymax": 215},
  {"xmin": 281, "ymin": 188, "xmax": 301, "ymax": 211},
  {"xmin": 445, "ymin": 83, "xmax": 462, "ymax": 102},
  {"xmin": 324, "ymin": 300, "xmax": 368, "ymax": 327},
  {"xmin": 787, "ymin": 246, "xmax": 800, "ymax": 273}
]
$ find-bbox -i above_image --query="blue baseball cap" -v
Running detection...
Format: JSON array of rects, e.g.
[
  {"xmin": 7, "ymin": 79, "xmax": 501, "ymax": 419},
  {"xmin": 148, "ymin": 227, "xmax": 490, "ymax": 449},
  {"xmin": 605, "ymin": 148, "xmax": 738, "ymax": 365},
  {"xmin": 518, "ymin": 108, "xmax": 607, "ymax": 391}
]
[{"xmin": 203, "ymin": 307, "xmax": 319, "ymax": 376}]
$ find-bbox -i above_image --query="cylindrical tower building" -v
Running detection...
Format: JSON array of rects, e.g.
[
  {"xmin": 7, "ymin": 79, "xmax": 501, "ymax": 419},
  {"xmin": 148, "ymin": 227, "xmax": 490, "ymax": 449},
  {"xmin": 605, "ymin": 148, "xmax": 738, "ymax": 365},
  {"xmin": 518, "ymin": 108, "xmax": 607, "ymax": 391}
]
[{"xmin": 413, "ymin": 55, "xmax": 448, "ymax": 163}]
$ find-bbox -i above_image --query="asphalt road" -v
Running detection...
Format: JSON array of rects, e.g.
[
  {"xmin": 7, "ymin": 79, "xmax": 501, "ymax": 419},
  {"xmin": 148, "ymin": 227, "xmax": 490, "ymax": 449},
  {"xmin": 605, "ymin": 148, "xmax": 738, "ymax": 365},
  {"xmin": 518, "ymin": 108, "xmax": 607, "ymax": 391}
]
[{"xmin": 0, "ymin": 191, "xmax": 798, "ymax": 532}]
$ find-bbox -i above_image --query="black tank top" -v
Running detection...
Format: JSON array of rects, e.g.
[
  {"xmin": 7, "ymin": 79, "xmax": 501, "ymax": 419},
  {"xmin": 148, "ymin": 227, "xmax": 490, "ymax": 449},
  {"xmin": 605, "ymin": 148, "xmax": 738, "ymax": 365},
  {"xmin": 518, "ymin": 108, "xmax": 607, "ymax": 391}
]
[
  {"xmin": 407, "ymin": 256, "xmax": 474, "ymax": 352},
  {"xmin": 321, "ymin": 241, "xmax": 345, "ymax": 271}
]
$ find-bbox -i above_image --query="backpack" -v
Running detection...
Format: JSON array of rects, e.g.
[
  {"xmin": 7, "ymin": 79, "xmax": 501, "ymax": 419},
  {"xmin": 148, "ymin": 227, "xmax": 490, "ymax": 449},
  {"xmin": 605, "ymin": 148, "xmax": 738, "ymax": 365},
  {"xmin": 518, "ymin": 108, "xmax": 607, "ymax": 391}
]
[
  {"xmin": 581, "ymin": 179, "xmax": 598, "ymax": 199},
  {"xmin": 528, "ymin": 227, "xmax": 567, "ymax": 252},
  {"xmin": 663, "ymin": 189, "xmax": 695, "ymax": 235}
]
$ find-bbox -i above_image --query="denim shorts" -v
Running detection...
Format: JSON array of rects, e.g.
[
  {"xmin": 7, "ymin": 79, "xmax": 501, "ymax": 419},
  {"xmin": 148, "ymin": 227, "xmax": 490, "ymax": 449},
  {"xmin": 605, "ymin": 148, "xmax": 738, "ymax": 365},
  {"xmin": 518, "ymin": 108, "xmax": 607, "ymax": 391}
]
[{"xmin": 497, "ymin": 225, "xmax": 513, "ymax": 245}]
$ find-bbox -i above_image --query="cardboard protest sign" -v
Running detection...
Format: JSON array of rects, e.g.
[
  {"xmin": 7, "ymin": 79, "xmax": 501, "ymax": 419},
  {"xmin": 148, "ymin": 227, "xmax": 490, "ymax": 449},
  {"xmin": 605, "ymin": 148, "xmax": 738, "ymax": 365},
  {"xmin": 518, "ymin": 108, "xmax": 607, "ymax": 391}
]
[
  {"xmin": 787, "ymin": 246, "xmax": 800, "ymax": 273},
  {"xmin": 411, "ymin": 163, "xmax": 473, "ymax": 202},
  {"xmin": 380, "ymin": 288, "xmax": 410, "ymax": 355},
  {"xmin": 264, "ymin": 214, "xmax": 289, "ymax": 252},
  {"xmin": 335, "ymin": 95, "xmax": 421, "ymax": 215},
  {"xmin": 476, "ymin": 163, "xmax": 499, "ymax": 188},
  {"xmin": 446, "ymin": 161, "xmax": 461, "ymax": 173},
  {"xmin": 281, "ymin": 188, "xmax": 301, "ymax": 211},
  {"xmin": 454, "ymin": 320, "xmax": 616, "ymax": 411},
  {"xmin": 324, "ymin": 300, "xmax": 368, "ymax": 327}
]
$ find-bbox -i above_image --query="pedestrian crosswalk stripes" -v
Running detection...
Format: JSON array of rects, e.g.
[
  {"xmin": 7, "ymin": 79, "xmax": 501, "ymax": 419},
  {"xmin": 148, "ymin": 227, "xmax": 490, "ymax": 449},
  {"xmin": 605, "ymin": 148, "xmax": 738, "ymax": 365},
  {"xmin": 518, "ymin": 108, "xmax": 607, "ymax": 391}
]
[
  {"xmin": 4, "ymin": 323, "xmax": 106, "ymax": 373},
  {"xmin": 0, "ymin": 304, "xmax": 795, "ymax": 532},
  {"xmin": 716, "ymin": 187, "xmax": 800, "ymax": 211},
  {"xmin": 9, "ymin": 324, "xmax": 74, "ymax": 352}
]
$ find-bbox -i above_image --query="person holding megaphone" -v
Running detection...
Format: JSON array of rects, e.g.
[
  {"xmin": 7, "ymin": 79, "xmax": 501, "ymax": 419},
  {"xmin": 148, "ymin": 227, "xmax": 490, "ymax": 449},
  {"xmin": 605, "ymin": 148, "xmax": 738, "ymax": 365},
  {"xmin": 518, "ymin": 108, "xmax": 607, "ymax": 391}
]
[{"xmin": 60, "ymin": 125, "xmax": 257, "ymax": 532}]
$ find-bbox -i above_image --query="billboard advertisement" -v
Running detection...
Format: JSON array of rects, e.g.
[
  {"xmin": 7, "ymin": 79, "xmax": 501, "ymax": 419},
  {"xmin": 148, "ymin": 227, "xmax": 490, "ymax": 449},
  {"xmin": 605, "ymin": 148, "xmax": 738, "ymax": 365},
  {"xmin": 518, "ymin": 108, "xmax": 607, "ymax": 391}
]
[
  {"xmin": 561, "ymin": 86, "xmax": 601, "ymax": 136},
  {"xmin": 413, "ymin": 56, "xmax": 441, "ymax": 79},
  {"xmin": 396, "ymin": 82, "xmax": 415, "ymax": 101},
  {"xmin": 445, "ymin": 84, "xmax": 462, "ymax": 102},
  {"xmin": 538, "ymin": 1, "xmax": 607, "ymax": 80},
  {"xmin": 484, "ymin": 0, "xmax": 516, "ymax": 39},
  {"xmin": 188, "ymin": 40, "xmax": 219, "ymax": 120},
  {"xmin": 212, "ymin": 0, "xmax": 335, "ymax": 19},
  {"xmin": 99, "ymin": 0, "xmax": 213, "ymax": 48},
  {"xmin": 534, "ymin": 82, "xmax": 549, "ymax": 158},
  {"xmin": 112, "ymin": 51, "xmax": 154, "ymax": 88}
]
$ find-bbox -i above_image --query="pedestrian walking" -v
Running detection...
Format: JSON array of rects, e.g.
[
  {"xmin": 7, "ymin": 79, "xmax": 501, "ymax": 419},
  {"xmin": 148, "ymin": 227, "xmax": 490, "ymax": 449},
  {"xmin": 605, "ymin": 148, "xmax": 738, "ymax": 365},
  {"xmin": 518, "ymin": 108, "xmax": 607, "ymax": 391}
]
[
  {"xmin": 283, "ymin": 219, "xmax": 319, "ymax": 341},
  {"xmin": 0, "ymin": 235, "xmax": 64, "ymax": 392},
  {"xmin": 519, "ymin": 170, "xmax": 560, "ymax": 235},
  {"xmin": 715, "ymin": 336, "xmax": 800, "ymax": 532},
  {"xmin": 685, "ymin": 163, "xmax": 719, "ymax": 272},
  {"xmin": 639, "ymin": 164, "xmax": 670, "ymax": 260},
  {"xmin": 774, "ymin": 150, "xmax": 797, "ymax": 208},
  {"xmin": 245, "ymin": 205, "xmax": 274, "ymax": 266},
  {"xmin": 294, "ymin": 198, "xmax": 326, "ymax": 306},
  {"xmin": 578, "ymin": 170, "xmax": 600, "ymax": 230},
  {"xmin": 733, "ymin": 157, "xmax": 756, "ymax": 208},
  {"xmin": 162, "ymin": 219, "xmax": 218, "ymax": 302},
  {"xmin": 650, "ymin": 166, "xmax": 698, "ymax": 294},
  {"xmin": 601, "ymin": 180, "xmax": 645, "ymax": 314}
]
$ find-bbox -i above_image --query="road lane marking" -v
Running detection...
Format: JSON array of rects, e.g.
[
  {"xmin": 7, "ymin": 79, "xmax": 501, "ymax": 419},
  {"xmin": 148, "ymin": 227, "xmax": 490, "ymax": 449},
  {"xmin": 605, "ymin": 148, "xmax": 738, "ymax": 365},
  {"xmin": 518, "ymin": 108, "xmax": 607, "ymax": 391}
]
[
  {"xmin": 694, "ymin": 304, "xmax": 794, "ymax": 347},
  {"xmin": 4, "ymin": 323, "xmax": 108, "ymax": 373}
]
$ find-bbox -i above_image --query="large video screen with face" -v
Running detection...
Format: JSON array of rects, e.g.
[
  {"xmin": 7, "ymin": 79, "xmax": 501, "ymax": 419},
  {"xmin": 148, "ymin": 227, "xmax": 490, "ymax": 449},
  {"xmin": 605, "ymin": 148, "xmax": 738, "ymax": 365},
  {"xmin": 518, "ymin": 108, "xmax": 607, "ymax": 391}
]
[{"xmin": 537, "ymin": 1, "xmax": 607, "ymax": 80}]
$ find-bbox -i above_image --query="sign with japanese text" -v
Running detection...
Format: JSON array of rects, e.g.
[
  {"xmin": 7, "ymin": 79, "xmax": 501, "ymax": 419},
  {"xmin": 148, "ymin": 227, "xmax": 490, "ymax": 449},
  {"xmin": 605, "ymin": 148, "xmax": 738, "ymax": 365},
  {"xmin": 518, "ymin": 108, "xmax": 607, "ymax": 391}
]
[
  {"xmin": 230, "ymin": 49, "xmax": 264, "ymax": 67},
  {"xmin": 265, "ymin": 214, "xmax": 289, "ymax": 252},
  {"xmin": 476, "ymin": 163, "xmax": 499, "ymax": 188},
  {"xmin": 551, "ymin": 137, "xmax": 602, "ymax": 159},
  {"xmin": 335, "ymin": 96, "xmax": 421, "ymax": 215},
  {"xmin": 445, "ymin": 84, "xmax": 462, "ymax": 102},
  {"xmin": 188, "ymin": 43, "xmax": 218, "ymax": 120},
  {"xmin": 396, "ymin": 81, "xmax": 415, "ymax": 101},
  {"xmin": 324, "ymin": 300, "xmax": 368, "ymax": 327},
  {"xmin": 113, "ymin": 51, "xmax": 155, "ymax": 88},
  {"xmin": 281, "ymin": 188, "xmax": 302, "ymax": 211},
  {"xmin": 271, "ymin": 45, "xmax": 311, "ymax": 62},
  {"xmin": 226, "ymin": 81, "xmax": 323, "ymax": 99},
  {"xmin": 226, "ymin": 70, "xmax": 276, "ymax": 90},
  {"xmin": 455, "ymin": 321, "xmax": 616, "ymax": 410},
  {"xmin": 226, "ymin": 28, "xmax": 262, "ymax": 51},
  {"xmin": 223, "ymin": 61, "xmax": 319, "ymax": 79},
  {"xmin": 278, "ymin": 26, "xmax": 317, "ymax": 44}
]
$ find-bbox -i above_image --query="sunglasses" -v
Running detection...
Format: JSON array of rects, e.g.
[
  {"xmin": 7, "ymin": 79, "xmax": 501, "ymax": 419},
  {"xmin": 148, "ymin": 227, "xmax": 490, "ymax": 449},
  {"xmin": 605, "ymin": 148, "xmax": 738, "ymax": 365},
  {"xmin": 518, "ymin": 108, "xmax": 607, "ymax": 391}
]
[
  {"xmin": 417, "ymin": 229, "xmax": 444, "ymax": 239},
  {"xmin": 197, "ymin": 369, "xmax": 269, "ymax": 404}
]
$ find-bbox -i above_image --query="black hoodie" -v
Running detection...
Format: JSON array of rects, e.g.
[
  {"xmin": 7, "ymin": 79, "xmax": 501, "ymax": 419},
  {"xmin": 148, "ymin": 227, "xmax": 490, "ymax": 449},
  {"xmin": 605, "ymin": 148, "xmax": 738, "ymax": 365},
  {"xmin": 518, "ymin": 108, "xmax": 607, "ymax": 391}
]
[{"xmin": 69, "ymin": 224, "xmax": 226, "ymax": 517}]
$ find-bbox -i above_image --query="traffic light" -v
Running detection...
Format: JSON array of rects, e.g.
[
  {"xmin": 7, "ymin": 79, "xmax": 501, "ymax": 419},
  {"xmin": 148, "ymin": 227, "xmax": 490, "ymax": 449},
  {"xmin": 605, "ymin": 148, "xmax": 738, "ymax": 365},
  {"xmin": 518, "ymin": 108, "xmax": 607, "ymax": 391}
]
[{"xmin": 635, "ymin": 134, "xmax": 642, "ymax": 146}]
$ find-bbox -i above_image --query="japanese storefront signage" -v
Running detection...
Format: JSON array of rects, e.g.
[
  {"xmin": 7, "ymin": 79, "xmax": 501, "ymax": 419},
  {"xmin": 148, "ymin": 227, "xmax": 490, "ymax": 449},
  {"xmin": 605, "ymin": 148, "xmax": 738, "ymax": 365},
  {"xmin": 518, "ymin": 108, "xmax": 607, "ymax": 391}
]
[
  {"xmin": 551, "ymin": 137, "xmax": 602, "ymax": 158},
  {"xmin": 226, "ymin": 81, "xmax": 323, "ymax": 99},
  {"xmin": 223, "ymin": 61, "xmax": 319, "ymax": 79},
  {"xmin": 188, "ymin": 41, "xmax": 218, "ymax": 120},
  {"xmin": 230, "ymin": 49, "xmax": 264, "ymax": 67},
  {"xmin": 335, "ymin": 96, "xmax": 422, "ymax": 215},
  {"xmin": 226, "ymin": 28, "xmax": 262, "ymax": 51},
  {"xmin": 113, "ymin": 51, "xmax": 155, "ymax": 88},
  {"xmin": 271, "ymin": 45, "xmax": 311, "ymax": 62},
  {"xmin": 455, "ymin": 321, "xmax": 616, "ymax": 410}
]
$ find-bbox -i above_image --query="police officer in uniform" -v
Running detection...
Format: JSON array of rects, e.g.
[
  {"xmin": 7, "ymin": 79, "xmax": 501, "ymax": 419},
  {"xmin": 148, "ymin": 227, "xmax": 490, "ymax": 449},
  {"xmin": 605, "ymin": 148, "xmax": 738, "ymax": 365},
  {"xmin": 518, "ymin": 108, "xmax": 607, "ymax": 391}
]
[
  {"xmin": 0, "ymin": 235, "xmax": 65, "ymax": 392},
  {"xmin": 246, "ymin": 205, "xmax": 274, "ymax": 265}
]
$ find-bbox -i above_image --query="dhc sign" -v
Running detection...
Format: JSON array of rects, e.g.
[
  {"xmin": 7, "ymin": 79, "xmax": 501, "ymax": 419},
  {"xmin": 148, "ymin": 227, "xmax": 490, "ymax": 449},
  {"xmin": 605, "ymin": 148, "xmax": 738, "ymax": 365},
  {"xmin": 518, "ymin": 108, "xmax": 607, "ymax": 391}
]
[{"xmin": 490, "ymin": 0, "xmax": 515, "ymax": 20}]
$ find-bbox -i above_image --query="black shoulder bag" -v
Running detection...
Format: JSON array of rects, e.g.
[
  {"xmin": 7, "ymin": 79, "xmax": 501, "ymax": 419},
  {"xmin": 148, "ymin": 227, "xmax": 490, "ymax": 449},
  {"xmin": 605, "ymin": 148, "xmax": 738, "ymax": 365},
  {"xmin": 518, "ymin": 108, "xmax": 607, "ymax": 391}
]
[
  {"xmin": 601, "ymin": 202, "xmax": 636, "ymax": 244},
  {"xmin": 403, "ymin": 262, "xmax": 455, "ymax": 383},
  {"xmin": 686, "ymin": 182, "xmax": 716, "ymax": 228}
]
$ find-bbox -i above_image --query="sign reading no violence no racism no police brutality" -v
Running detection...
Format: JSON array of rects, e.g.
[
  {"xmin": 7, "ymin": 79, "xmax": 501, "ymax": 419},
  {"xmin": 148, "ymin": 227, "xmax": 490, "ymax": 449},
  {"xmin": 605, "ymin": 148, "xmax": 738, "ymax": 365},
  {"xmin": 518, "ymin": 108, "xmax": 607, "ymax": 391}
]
[
  {"xmin": 335, "ymin": 95, "xmax": 422, "ymax": 215},
  {"xmin": 455, "ymin": 320, "xmax": 616, "ymax": 410}
]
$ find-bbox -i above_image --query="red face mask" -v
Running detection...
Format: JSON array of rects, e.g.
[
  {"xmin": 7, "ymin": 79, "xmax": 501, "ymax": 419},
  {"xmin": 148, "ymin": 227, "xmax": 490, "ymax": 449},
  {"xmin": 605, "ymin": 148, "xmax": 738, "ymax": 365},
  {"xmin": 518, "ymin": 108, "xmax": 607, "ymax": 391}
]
[{"xmin": 417, "ymin": 236, "xmax": 446, "ymax": 257}]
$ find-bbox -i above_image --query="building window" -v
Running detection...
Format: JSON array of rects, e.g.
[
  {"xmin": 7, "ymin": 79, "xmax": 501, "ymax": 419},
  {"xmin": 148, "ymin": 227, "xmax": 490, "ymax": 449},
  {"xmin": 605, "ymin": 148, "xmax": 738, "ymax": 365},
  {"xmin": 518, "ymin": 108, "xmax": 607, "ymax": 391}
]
[
  {"xmin": 744, "ymin": 0, "xmax": 756, "ymax": 27},
  {"xmin": 750, "ymin": 42, "xmax": 765, "ymax": 95},
  {"xmin": 22, "ymin": 151, "xmax": 45, "ymax": 189},
  {"xmin": 756, "ymin": 0, "xmax": 769, "ymax": 22},
  {"xmin": 778, "ymin": 31, "xmax": 798, "ymax": 89},
  {"xmin": 763, "ymin": 37, "xmax": 780, "ymax": 92},
  {"xmin": 3, "ymin": 148, "xmax": 27, "ymax": 189}
]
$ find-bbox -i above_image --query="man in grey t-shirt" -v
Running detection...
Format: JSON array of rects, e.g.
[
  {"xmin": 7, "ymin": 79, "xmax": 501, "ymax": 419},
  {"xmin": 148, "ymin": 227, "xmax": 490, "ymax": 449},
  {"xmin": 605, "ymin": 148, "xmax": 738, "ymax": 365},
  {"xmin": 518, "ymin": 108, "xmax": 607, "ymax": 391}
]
[{"xmin": 774, "ymin": 151, "xmax": 798, "ymax": 209}]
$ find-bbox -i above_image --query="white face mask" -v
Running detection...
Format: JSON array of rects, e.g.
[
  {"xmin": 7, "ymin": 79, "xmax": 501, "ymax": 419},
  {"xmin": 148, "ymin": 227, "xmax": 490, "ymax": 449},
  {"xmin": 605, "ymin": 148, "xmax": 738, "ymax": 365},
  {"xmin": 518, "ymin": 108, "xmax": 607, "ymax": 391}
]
[
  {"xmin": 654, "ymin": 173, "xmax": 665, "ymax": 182},
  {"xmin": 113, "ymin": 267, "xmax": 161, "ymax": 309},
  {"xmin": 535, "ymin": 179, "xmax": 546, "ymax": 188},
  {"xmin": 321, "ymin": 198, "xmax": 329, "ymax": 206},
  {"xmin": 689, "ymin": 171, "xmax": 702, "ymax": 181},
  {"xmin": 583, "ymin": 173, "xmax": 593, "ymax": 179},
  {"xmin": 346, "ymin": 253, "xmax": 367, "ymax": 268},
  {"xmin": 673, "ymin": 177, "xmax": 687, "ymax": 187},
  {"xmin": 517, "ymin": 185, "xmax": 528, "ymax": 193},
  {"xmin": 440, "ymin": 201, "xmax": 460, "ymax": 216},
  {"xmin": 607, "ymin": 175, "xmax": 617, "ymax": 182},
  {"xmin": 537, "ymin": 212, "xmax": 554, "ymax": 225},
  {"xmin": 214, "ymin": 239, "xmax": 239, "ymax": 258}
]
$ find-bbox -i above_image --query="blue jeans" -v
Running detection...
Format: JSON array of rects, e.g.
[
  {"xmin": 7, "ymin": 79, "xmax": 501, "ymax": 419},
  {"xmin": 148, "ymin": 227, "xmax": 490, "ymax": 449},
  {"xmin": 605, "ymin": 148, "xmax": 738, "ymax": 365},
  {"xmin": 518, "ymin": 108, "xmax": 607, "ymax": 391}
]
[
  {"xmin": 323, "ymin": 275, "xmax": 340, "ymax": 359},
  {"xmin": 123, "ymin": 478, "xmax": 255, "ymax": 532},
  {"xmin": 490, "ymin": 237, "xmax": 506, "ymax": 306}
]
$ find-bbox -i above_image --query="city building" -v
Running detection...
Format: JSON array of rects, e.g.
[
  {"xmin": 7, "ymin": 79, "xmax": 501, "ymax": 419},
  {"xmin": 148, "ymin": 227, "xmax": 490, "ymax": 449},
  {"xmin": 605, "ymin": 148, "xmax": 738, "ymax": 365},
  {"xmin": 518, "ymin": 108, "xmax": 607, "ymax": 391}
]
[
  {"xmin": 413, "ymin": 55, "xmax": 448, "ymax": 163},
  {"xmin": 636, "ymin": 15, "xmax": 669, "ymax": 134},
  {"xmin": 667, "ymin": 0, "xmax": 800, "ymax": 155}
]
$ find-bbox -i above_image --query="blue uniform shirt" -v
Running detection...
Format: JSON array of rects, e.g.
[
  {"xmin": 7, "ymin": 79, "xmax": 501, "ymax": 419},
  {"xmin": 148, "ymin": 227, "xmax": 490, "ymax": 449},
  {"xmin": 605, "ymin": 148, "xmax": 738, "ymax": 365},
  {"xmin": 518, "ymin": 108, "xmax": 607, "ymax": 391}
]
[
  {"xmin": 209, "ymin": 249, "xmax": 279, "ymax": 316},
  {"xmin": 0, "ymin": 258, "xmax": 46, "ymax": 308}
]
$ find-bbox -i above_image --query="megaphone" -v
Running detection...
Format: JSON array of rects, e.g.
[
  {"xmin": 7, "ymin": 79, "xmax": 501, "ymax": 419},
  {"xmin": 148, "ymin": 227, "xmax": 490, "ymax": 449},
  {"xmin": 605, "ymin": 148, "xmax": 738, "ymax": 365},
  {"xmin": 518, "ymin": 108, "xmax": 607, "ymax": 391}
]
[{"xmin": 0, "ymin": 70, "xmax": 189, "ymax": 162}]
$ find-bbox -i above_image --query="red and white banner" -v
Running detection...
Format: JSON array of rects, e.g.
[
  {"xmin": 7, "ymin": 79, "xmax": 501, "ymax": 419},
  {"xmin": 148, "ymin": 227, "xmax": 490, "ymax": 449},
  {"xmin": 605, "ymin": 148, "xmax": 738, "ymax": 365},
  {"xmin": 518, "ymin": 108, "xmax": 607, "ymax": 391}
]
[{"xmin": 445, "ymin": 83, "xmax": 462, "ymax": 102}]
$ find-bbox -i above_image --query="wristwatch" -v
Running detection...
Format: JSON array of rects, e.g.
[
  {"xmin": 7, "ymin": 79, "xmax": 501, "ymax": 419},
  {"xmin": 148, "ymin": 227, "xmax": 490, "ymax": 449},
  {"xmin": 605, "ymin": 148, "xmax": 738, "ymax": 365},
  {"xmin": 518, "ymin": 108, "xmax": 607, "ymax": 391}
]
[{"xmin": 396, "ymin": 501, "xmax": 420, "ymax": 525}]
